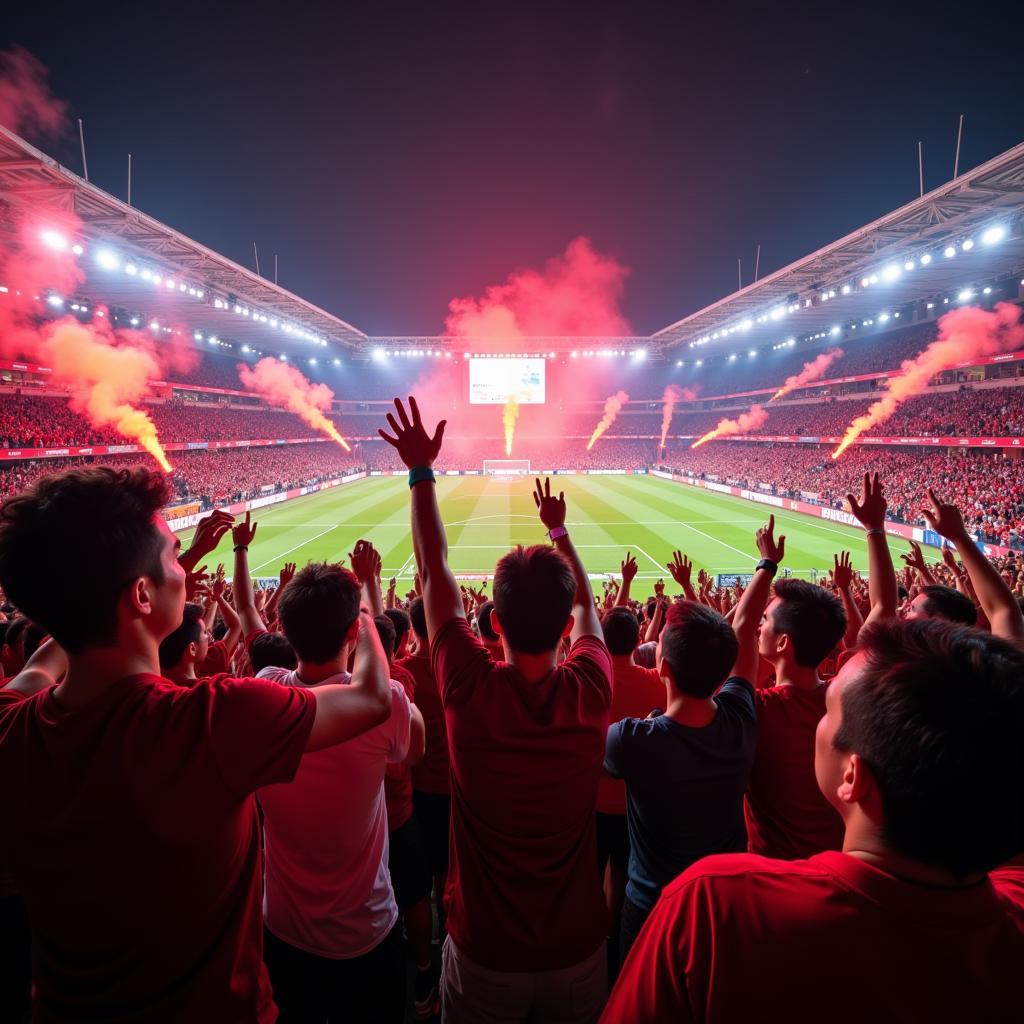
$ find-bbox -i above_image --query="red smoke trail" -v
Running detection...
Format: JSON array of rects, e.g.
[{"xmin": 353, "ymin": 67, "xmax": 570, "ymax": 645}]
[
  {"xmin": 0, "ymin": 212, "xmax": 175, "ymax": 470},
  {"xmin": 659, "ymin": 385, "xmax": 699, "ymax": 450},
  {"xmin": 691, "ymin": 404, "xmax": 769, "ymax": 449},
  {"xmin": 503, "ymin": 398, "xmax": 518, "ymax": 456},
  {"xmin": 587, "ymin": 391, "xmax": 629, "ymax": 450},
  {"xmin": 238, "ymin": 357, "xmax": 351, "ymax": 451},
  {"xmin": 0, "ymin": 46, "xmax": 68, "ymax": 138},
  {"xmin": 832, "ymin": 302, "xmax": 1024, "ymax": 459},
  {"xmin": 771, "ymin": 347, "xmax": 844, "ymax": 401}
]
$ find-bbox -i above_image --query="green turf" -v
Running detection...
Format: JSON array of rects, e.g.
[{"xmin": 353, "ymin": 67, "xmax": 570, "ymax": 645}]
[{"xmin": 180, "ymin": 474, "xmax": 914, "ymax": 586}]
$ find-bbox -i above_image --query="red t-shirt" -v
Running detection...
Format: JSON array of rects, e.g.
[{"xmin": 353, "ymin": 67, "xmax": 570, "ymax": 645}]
[
  {"xmin": 431, "ymin": 617, "xmax": 613, "ymax": 971},
  {"xmin": 399, "ymin": 652, "xmax": 449, "ymax": 795},
  {"xmin": 744, "ymin": 684, "xmax": 844, "ymax": 859},
  {"xmin": 0, "ymin": 672, "xmax": 316, "ymax": 1023},
  {"xmin": 384, "ymin": 662, "xmax": 417, "ymax": 831},
  {"xmin": 598, "ymin": 661, "xmax": 665, "ymax": 815},
  {"xmin": 196, "ymin": 639, "xmax": 232, "ymax": 678},
  {"xmin": 602, "ymin": 852, "xmax": 1024, "ymax": 1023}
]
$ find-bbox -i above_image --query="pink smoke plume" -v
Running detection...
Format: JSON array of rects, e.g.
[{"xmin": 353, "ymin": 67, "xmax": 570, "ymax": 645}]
[
  {"xmin": 0, "ymin": 47, "xmax": 68, "ymax": 138},
  {"xmin": 691, "ymin": 404, "xmax": 769, "ymax": 449},
  {"xmin": 445, "ymin": 237, "xmax": 631, "ymax": 342},
  {"xmin": 0, "ymin": 213, "xmax": 178, "ymax": 469},
  {"xmin": 659, "ymin": 384, "xmax": 699, "ymax": 450},
  {"xmin": 771, "ymin": 347, "xmax": 844, "ymax": 401},
  {"xmin": 832, "ymin": 302, "xmax": 1024, "ymax": 458},
  {"xmin": 238, "ymin": 357, "xmax": 351, "ymax": 451},
  {"xmin": 587, "ymin": 391, "xmax": 629, "ymax": 450}
]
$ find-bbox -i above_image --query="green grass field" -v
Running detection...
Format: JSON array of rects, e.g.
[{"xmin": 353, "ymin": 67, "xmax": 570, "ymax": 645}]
[{"xmin": 181, "ymin": 474, "xmax": 913, "ymax": 586}]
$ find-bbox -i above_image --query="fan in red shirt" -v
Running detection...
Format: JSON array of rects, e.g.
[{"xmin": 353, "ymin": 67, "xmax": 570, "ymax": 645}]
[
  {"xmin": 379, "ymin": 397, "xmax": 612, "ymax": 1024},
  {"xmin": 602, "ymin": 612, "xmax": 1024, "ymax": 1023},
  {"xmin": 0, "ymin": 471, "xmax": 393, "ymax": 1023}
]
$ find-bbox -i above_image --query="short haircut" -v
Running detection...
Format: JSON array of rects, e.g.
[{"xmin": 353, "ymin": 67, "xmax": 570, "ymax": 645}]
[
  {"xmin": 476, "ymin": 600, "xmax": 499, "ymax": 642},
  {"xmin": 384, "ymin": 608, "xmax": 411, "ymax": 650},
  {"xmin": 0, "ymin": 468, "xmax": 170, "ymax": 653},
  {"xmin": 834, "ymin": 619, "xmax": 1024, "ymax": 878},
  {"xmin": 659, "ymin": 601, "xmax": 738, "ymax": 699},
  {"xmin": 602, "ymin": 607, "xmax": 640, "ymax": 656},
  {"xmin": 276, "ymin": 563, "xmax": 360, "ymax": 663},
  {"xmin": 771, "ymin": 579, "xmax": 848, "ymax": 667},
  {"xmin": 919, "ymin": 584, "xmax": 977, "ymax": 626},
  {"xmin": 20, "ymin": 622, "xmax": 47, "ymax": 661},
  {"xmin": 408, "ymin": 596, "xmax": 428, "ymax": 640},
  {"xmin": 492, "ymin": 545, "xmax": 575, "ymax": 655},
  {"xmin": 250, "ymin": 632, "xmax": 297, "ymax": 673},
  {"xmin": 159, "ymin": 603, "xmax": 204, "ymax": 669},
  {"xmin": 4, "ymin": 616, "xmax": 28, "ymax": 653},
  {"xmin": 373, "ymin": 614, "xmax": 397, "ymax": 660}
]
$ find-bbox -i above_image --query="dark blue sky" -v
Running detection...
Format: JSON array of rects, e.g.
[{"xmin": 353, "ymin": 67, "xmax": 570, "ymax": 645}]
[{"xmin": 4, "ymin": 1, "xmax": 1023, "ymax": 336}]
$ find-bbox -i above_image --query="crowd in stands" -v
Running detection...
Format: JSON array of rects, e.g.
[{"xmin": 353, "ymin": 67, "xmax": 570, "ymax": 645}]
[{"xmin": 0, "ymin": 394, "xmax": 1020, "ymax": 1024}]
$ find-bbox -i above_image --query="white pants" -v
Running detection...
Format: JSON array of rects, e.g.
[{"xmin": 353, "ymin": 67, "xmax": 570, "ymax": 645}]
[{"xmin": 441, "ymin": 935, "xmax": 607, "ymax": 1024}]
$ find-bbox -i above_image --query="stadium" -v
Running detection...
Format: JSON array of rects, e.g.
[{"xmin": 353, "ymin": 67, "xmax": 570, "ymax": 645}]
[{"xmin": 2, "ymin": 22, "xmax": 1024, "ymax": 1024}]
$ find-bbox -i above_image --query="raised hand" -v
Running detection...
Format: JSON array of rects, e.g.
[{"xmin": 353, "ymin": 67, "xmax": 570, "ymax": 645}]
[
  {"xmin": 349, "ymin": 540, "xmax": 380, "ymax": 584},
  {"xmin": 940, "ymin": 545, "xmax": 962, "ymax": 574},
  {"xmin": 921, "ymin": 488, "xmax": 969, "ymax": 543},
  {"xmin": 186, "ymin": 565, "xmax": 209, "ymax": 600},
  {"xmin": 533, "ymin": 477, "xmax": 567, "ymax": 531},
  {"xmin": 378, "ymin": 396, "xmax": 446, "ymax": 469},
  {"xmin": 211, "ymin": 564, "xmax": 227, "ymax": 599},
  {"xmin": 756, "ymin": 514, "xmax": 786, "ymax": 563},
  {"xmin": 620, "ymin": 553, "xmax": 638, "ymax": 584},
  {"xmin": 188, "ymin": 509, "xmax": 234, "ymax": 562},
  {"xmin": 900, "ymin": 541, "xmax": 929, "ymax": 577},
  {"xmin": 232, "ymin": 511, "xmax": 257, "ymax": 549},
  {"xmin": 653, "ymin": 578, "xmax": 665, "ymax": 598},
  {"xmin": 831, "ymin": 551, "xmax": 853, "ymax": 590},
  {"xmin": 279, "ymin": 561, "xmax": 296, "ymax": 588},
  {"xmin": 666, "ymin": 550, "xmax": 692, "ymax": 589},
  {"xmin": 847, "ymin": 472, "xmax": 887, "ymax": 531}
]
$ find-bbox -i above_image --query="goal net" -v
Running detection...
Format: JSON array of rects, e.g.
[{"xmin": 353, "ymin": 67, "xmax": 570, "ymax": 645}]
[{"xmin": 483, "ymin": 459, "xmax": 531, "ymax": 476}]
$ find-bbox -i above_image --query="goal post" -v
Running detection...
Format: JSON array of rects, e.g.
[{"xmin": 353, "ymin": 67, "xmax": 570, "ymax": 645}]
[{"xmin": 483, "ymin": 459, "xmax": 531, "ymax": 476}]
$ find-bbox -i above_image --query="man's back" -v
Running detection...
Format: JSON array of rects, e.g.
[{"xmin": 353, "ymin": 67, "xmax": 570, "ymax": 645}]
[
  {"xmin": 605, "ymin": 678, "xmax": 756, "ymax": 912},
  {"xmin": 256, "ymin": 669, "xmax": 411, "ymax": 958},
  {"xmin": 0, "ymin": 673, "xmax": 315, "ymax": 1023},
  {"xmin": 745, "ymin": 684, "xmax": 844, "ymax": 859},
  {"xmin": 431, "ymin": 617, "xmax": 612, "ymax": 971},
  {"xmin": 602, "ymin": 852, "xmax": 1024, "ymax": 1023}
]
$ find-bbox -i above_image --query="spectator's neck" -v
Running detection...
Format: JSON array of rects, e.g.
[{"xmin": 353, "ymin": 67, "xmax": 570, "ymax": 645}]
[
  {"xmin": 665, "ymin": 692, "xmax": 717, "ymax": 727},
  {"xmin": 295, "ymin": 657, "xmax": 349, "ymax": 685},
  {"xmin": 772, "ymin": 657, "xmax": 821, "ymax": 691},
  {"xmin": 164, "ymin": 663, "xmax": 197, "ymax": 687},
  {"xmin": 506, "ymin": 647, "xmax": 559, "ymax": 684},
  {"xmin": 59, "ymin": 640, "xmax": 162, "ymax": 709},
  {"xmin": 611, "ymin": 654, "xmax": 637, "ymax": 670}
]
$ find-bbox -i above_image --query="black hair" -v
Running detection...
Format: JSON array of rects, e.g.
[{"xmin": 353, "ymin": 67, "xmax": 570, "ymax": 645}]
[
  {"xmin": 250, "ymin": 632, "xmax": 297, "ymax": 673},
  {"xmin": 834, "ymin": 619, "xmax": 1024, "ymax": 877},
  {"xmin": 659, "ymin": 601, "xmax": 738, "ymax": 699},
  {"xmin": 277, "ymin": 563, "xmax": 360, "ymax": 663},
  {"xmin": 0, "ymin": 468, "xmax": 171, "ymax": 653},
  {"xmin": 492, "ymin": 545, "xmax": 575, "ymax": 655},
  {"xmin": 771, "ymin": 579, "xmax": 848, "ymax": 667},
  {"xmin": 477, "ymin": 600, "xmax": 499, "ymax": 643},
  {"xmin": 918, "ymin": 584, "xmax": 978, "ymax": 626},
  {"xmin": 373, "ymin": 614, "xmax": 397, "ymax": 661},
  {"xmin": 158, "ymin": 603, "xmax": 204, "ymax": 669},
  {"xmin": 384, "ymin": 608, "xmax": 411, "ymax": 651},
  {"xmin": 409, "ymin": 596, "xmax": 428, "ymax": 640},
  {"xmin": 601, "ymin": 607, "xmax": 640, "ymax": 656}
]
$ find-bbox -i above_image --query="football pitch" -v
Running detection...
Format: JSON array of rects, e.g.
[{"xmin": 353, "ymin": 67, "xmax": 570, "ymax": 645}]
[{"xmin": 181, "ymin": 474, "xmax": 913, "ymax": 586}]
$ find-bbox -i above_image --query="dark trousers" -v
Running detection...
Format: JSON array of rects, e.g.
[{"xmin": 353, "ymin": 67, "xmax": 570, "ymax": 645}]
[
  {"xmin": 264, "ymin": 922, "xmax": 406, "ymax": 1024},
  {"xmin": 619, "ymin": 895, "xmax": 652, "ymax": 969}
]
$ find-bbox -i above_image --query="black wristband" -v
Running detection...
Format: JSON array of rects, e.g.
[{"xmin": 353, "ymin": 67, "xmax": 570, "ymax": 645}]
[
  {"xmin": 234, "ymin": 545, "xmax": 248, "ymax": 552},
  {"xmin": 756, "ymin": 558, "xmax": 778, "ymax": 576}
]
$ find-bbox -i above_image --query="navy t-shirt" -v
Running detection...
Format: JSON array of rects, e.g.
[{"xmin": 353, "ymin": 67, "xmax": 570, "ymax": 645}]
[{"xmin": 604, "ymin": 677, "xmax": 757, "ymax": 911}]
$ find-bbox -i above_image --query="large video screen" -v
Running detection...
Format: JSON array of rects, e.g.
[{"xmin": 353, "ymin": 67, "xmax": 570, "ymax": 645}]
[{"xmin": 469, "ymin": 357, "xmax": 546, "ymax": 404}]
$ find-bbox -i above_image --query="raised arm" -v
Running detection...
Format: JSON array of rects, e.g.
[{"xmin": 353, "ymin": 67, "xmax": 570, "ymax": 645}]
[
  {"xmin": 351, "ymin": 541, "xmax": 384, "ymax": 616},
  {"xmin": 846, "ymin": 472, "xmax": 898, "ymax": 625},
  {"xmin": 666, "ymin": 550, "xmax": 698, "ymax": 602},
  {"xmin": 210, "ymin": 570, "xmax": 242, "ymax": 655},
  {"xmin": 534, "ymin": 477, "xmax": 602, "ymax": 642},
  {"xmin": 179, "ymin": 509, "xmax": 234, "ymax": 573},
  {"xmin": 922, "ymin": 488, "xmax": 1024, "ymax": 641},
  {"xmin": 644, "ymin": 594, "xmax": 666, "ymax": 643},
  {"xmin": 730, "ymin": 515, "xmax": 785, "ymax": 683},
  {"xmin": 405, "ymin": 704, "xmax": 426, "ymax": 765},
  {"xmin": 3, "ymin": 638, "xmax": 67, "ymax": 696},
  {"xmin": 830, "ymin": 550, "xmax": 863, "ymax": 648},
  {"xmin": 264, "ymin": 562, "xmax": 295, "ymax": 624},
  {"xmin": 900, "ymin": 541, "xmax": 936, "ymax": 585},
  {"xmin": 379, "ymin": 397, "xmax": 463, "ymax": 642},
  {"xmin": 306, "ymin": 611, "xmax": 392, "ymax": 751},
  {"xmin": 231, "ymin": 512, "xmax": 266, "ymax": 637},
  {"xmin": 615, "ymin": 553, "xmax": 638, "ymax": 607}
]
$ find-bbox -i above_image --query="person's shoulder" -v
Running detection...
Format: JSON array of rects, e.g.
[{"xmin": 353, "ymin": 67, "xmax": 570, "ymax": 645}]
[
  {"xmin": 664, "ymin": 851, "xmax": 831, "ymax": 900},
  {"xmin": 990, "ymin": 863, "xmax": 1024, "ymax": 911}
]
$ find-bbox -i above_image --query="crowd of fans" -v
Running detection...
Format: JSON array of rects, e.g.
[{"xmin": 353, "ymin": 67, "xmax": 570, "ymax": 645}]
[{"xmin": 0, "ymin": 395, "xmax": 1020, "ymax": 1024}]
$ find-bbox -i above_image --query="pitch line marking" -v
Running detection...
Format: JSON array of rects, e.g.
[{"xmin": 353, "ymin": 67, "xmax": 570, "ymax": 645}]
[
  {"xmin": 675, "ymin": 521, "xmax": 753, "ymax": 562},
  {"xmin": 249, "ymin": 524, "xmax": 342, "ymax": 572}
]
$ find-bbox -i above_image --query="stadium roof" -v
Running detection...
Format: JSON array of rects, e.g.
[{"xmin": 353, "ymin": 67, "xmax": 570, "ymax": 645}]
[
  {"xmin": 651, "ymin": 140, "xmax": 1024, "ymax": 355},
  {"xmin": 0, "ymin": 125, "xmax": 368, "ymax": 354}
]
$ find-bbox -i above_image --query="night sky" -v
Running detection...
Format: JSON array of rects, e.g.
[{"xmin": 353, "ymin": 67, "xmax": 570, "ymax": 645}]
[{"xmin": 4, "ymin": 1, "xmax": 1023, "ymax": 336}]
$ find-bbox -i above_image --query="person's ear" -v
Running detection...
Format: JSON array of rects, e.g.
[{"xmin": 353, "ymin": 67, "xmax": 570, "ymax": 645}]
[
  {"xmin": 561, "ymin": 614, "xmax": 574, "ymax": 638},
  {"xmin": 187, "ymin": 641, "xmax": 198, "ymax": 661},
  {"xmin": 127, "ymin": 577, "xmax": 154, "ymax": 617},
  {"xmin": 490, "ymin": 611, "xmax": 504, "ymax": 637},
  {"xmin": 346, "ymin": 618, "xmax": 360, "ymax": 647},
  {"xmin": 836, "ymin": 752, "xmax": 873, "ymax": 807}
]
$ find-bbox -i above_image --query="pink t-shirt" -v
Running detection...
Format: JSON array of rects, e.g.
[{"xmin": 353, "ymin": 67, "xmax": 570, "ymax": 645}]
[{"xmin": 256, "ymin": 668, "xmax": 412, "ymax": 958}]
